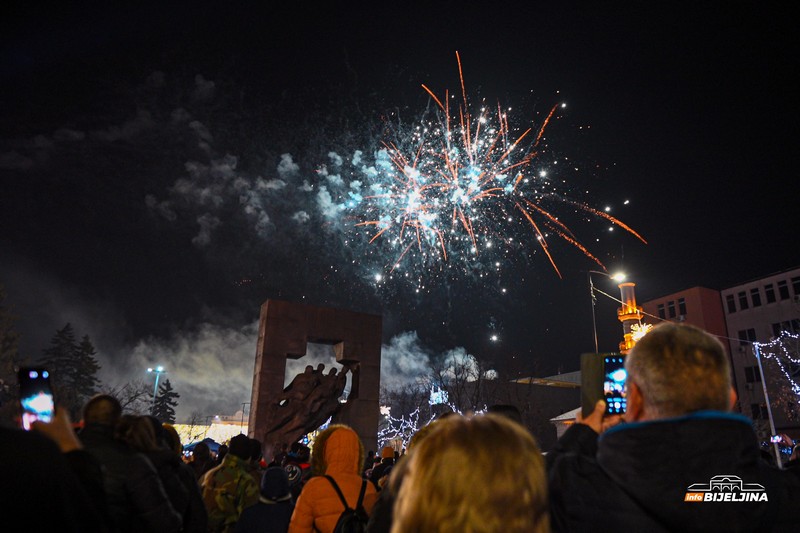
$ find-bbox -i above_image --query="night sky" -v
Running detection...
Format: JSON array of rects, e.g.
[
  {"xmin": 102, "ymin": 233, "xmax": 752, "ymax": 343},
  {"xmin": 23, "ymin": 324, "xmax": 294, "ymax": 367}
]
[{"xmin": 2, "ymin": 2, "xmax": 797, "ymax": 420}]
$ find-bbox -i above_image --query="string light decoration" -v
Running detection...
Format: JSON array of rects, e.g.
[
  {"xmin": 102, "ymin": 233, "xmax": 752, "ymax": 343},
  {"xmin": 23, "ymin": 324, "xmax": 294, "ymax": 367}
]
[
  {"xmin": 754, "ymin": 331, "xmax": 800, "ymax": 421},
  {"xmin": 377, "ymin": 406, "xmax": 423, "ymax": 450},
  {"xmin": 376, "ymin": 401, "xmax": 469, "ymax": 450}
]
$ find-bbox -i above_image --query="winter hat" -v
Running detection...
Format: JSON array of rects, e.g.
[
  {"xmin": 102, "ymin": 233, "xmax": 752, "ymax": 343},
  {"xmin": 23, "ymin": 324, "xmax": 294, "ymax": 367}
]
[
  {"xmin": 261, "ymin": 466, "xmax": 292, "ymax": 502},
  {"xmin": 381, "ymin": 446, "xmax": 394, "ymax": 459},
  {"xmin": 229, "ymin": 434, "xmax": 252, "ymax": 460}
]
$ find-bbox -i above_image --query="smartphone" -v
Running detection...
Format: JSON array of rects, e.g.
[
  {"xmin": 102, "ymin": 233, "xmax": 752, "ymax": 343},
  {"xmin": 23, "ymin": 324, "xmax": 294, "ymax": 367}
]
[
  {"xmin": 18, "ymin": 367, "xmax": 55, "ymax": 430},
  {"xmin": 603, "ymin": 356, "xmax": 627, "ymax": 415}
]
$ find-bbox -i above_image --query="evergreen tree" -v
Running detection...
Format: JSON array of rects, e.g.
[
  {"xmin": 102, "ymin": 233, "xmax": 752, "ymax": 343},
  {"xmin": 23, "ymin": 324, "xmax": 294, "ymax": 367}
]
[
  {"xmin": 41, "ymin": 324, "xmax": 102, "ymax": 419},
  {"xmin": 0, "ymin": 285, "xmax": 24, "ymax": 426},
  {"xmin": 152, "ymin": 378, "xmax": 179, "ymax": 424},
  {"xmin": 75, "ymin": 335, "xmax": 102, "ymax": 401}
]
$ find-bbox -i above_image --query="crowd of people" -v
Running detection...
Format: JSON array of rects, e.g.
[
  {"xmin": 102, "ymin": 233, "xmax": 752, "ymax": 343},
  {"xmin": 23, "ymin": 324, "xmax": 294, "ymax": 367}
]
[{"xmin": 3, "ymin": 322, "xmax": 800, "ymax": 532}]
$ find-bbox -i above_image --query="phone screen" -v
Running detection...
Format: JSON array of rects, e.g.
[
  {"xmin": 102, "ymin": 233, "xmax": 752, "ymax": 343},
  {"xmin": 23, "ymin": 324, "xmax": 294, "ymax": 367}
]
[
  {"xmin": 18, "ymin": 367, "xmax": 55, "ymax": 430},
  {"xmin": 603, "ymin": 356, "xmax": 627, "ymax": 414}
]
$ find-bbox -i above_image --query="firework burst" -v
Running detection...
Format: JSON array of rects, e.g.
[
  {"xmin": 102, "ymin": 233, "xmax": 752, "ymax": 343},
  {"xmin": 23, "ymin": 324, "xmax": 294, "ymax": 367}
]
[{"xmin": 330, "ymin": 52, "xmax": 645, "ymax": 288}]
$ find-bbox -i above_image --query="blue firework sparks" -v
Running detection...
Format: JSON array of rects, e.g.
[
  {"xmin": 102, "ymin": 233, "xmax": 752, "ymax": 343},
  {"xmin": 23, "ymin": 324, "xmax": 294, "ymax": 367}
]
[{"xmin": 323, "ymin": 52, "xmax": 645, "ymax": 290}]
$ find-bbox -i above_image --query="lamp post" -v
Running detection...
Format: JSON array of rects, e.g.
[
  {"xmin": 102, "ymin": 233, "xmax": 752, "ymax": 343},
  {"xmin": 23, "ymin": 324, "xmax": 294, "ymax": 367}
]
[
  {"xmin": 753, "ymin": 344, "xmax": 782, "ymax": 468},
  {"xmin": 147, "ymin": 366, "xmax": 166, "ymax": 415},
  {"xmin": 204, "ymin": 415, "xmax": 218, "ymax": 439},
  {"xmin": 240, "ymin": 402, "xmax": 250, "ymax": 432},
  {"xmin": 588, "ymin": 270, "xmax": 626, "ymax": 353}
]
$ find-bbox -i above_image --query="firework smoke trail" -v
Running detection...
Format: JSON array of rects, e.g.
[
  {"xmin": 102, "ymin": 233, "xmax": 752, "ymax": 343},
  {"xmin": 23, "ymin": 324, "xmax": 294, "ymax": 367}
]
[{"xmin": 329, "ymin": 52, "xmax": 644, "ymax": 287}]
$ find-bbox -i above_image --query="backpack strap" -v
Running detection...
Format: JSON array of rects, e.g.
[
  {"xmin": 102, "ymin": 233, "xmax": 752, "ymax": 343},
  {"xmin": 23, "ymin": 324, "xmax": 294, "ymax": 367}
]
[
  {"xmin": 324, "ymin": 475, "xmax": 352, "ymax": 509},
  {"xmin": 355, "ymin": 477, "xmax": 367, "ymax": 510},
  {"xmin": 323, "ymin": 475, "xmax": 367, "ymax": 511}
]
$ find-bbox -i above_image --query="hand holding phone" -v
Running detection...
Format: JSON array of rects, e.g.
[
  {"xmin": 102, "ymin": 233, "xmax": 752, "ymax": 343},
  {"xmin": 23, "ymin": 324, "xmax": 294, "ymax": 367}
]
[
  {"xmin": 18, "ymin": 367, "xmax": 55, "ymax": 430},
  {"xmin": 581, "ymin": 353, "xmax": 627, "ymax": 419}
]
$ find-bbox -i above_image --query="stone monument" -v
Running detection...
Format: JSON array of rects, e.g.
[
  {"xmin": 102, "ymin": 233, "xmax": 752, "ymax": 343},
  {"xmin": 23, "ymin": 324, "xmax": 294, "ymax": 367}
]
[{"xmin": 247, "ymin": 299, "xmax": 382, "ymax": 461}]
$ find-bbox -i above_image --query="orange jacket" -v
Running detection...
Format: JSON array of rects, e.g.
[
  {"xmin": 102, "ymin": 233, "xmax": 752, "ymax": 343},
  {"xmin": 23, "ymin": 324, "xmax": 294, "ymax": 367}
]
[{"xmin": 288, "ymin": 426, "xmax": 378, "ymax": 533}]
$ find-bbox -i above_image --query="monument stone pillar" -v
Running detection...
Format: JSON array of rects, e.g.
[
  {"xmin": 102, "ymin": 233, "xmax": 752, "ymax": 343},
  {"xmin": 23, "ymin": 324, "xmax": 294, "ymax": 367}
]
[{"xmin": 248, "ymin": 299, "xmax": 382, "ymax": 459}]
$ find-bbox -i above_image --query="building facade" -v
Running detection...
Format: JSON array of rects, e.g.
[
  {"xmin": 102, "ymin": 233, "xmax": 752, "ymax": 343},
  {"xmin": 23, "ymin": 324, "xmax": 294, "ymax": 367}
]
[
  {"xmin": 721, "ymin": 267, "xmax": 800, "ymax": 439},
  {"xmin": 640, "ymin": 267, "xmax": 800, "ymax": 441}
]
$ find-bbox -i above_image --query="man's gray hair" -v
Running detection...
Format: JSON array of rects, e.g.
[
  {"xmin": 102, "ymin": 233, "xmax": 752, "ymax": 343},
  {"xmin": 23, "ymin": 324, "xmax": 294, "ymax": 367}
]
[{"xmin": 626, "ymin": 322, "xmax": 731, "ymax": 418}]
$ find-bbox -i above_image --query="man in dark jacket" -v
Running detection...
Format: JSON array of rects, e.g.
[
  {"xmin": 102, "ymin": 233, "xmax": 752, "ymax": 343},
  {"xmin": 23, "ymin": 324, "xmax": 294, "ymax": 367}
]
[
  {"xmin": 78, "ymin": 394, "xmax": 183, "ymax": 533},
  {"xmin": 547, "ymin": 322, "xmax": 800, "ymax": 532},
  {"xmin": 369, "ymin": 446, "xmax": 395, "ymax": 490}
]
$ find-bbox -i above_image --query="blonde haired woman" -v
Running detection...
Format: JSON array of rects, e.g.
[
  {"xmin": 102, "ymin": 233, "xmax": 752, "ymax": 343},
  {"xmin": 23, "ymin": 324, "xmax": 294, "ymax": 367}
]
[{"xmin": 391, "ymin": 413, "xmax": 549, "ymax": 533}]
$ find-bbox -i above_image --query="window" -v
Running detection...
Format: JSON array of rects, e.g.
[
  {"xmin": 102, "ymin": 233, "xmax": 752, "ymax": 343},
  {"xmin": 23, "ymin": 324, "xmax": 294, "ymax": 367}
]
[
  {"xmin": 726, "ymin": 294, "xmax": 736, "ymax": 313},
  {"xmin": 764, "ymin": 284, "xmax": 776, "ymax": 303},
  {"xmin": 778, "ymin": 280, "xmax": 790, "ymax": 300},
  {"xmin": 792, "ymin": 276, "xmax": 800, "ymax": 296},
  {"xmin": 678, "ymin": 297, "xmax": 686, "ymax": 315},
  {"xmin": 773, "ymin": 321, "xmax": 800, "ymax": 336},
  {"xmin": 738, "ymin": 330, "xmax": 749, "ymax": 346},
  {"xmin": 744, "ymin": 365, "xmax": 762, "ymax": 383},
  {"xmin": 738, "ymin": 328, "xmax": 757, "ymax": 345},
  {"xmin": 667, "ymin": 301, "xmax": 676, "ymax": 318},
  {"xmin": 750, "ymin": 288, "xmax": 761, "ymax": 307},
  {"xmin": 657, "ymin": 304, "xmax": 665, "ymax": 319},
  {"xmin": 738, "ymin": 291, "xmax": 749, "ymax": 310}
]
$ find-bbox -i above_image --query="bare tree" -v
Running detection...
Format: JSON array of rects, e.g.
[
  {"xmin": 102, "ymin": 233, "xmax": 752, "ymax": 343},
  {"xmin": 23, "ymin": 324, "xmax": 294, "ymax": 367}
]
[
  {"xmin": 104, "ymin": 379, "xmax": 152, "ymax": 414},
  {"xmin": 184, "ymin": 411, "xmax": 212, "ymax": 444}
]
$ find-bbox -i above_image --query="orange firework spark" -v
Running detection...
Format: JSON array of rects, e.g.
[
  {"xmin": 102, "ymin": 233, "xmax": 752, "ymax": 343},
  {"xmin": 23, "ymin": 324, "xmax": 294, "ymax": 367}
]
[{"xmin": 349, "ymin": 52, "xmax": 645, "ymax": 278}]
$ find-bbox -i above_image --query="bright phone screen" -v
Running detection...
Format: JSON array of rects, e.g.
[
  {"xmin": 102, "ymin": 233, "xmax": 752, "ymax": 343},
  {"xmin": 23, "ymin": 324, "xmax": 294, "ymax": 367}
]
[
  {"xmin": 603, "ymin": 356, "xmax": 627, "ymax": 414},
  {"xmin": 19, "ymin": 368, "xmax": 55, "ymax": 430}
]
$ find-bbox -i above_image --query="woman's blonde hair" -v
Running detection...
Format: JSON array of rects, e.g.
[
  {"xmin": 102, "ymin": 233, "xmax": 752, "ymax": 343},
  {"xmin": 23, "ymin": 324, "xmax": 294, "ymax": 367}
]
[{"xmin": 392, "ymin": 413, "xmax": 549, "ymax": 533}]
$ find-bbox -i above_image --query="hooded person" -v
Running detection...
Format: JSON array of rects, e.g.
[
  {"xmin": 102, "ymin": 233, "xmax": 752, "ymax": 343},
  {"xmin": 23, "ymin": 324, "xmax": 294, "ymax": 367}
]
[
  {"xmin": 287, "ymin": 424, "xmax": 379, "ymax": 533},
  {"xmin": 233, "ymin": 466, "xmax": 295, "ymax": 533},
  {"xmin": 368, "ymin": 446, "xmax": 395, "ymax": 490}
]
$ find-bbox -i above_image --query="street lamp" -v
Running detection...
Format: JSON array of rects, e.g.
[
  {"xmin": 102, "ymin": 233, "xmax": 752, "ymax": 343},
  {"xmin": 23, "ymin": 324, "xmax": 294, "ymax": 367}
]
[
  {"xmin": 240, "ymin": 402, "xmax": 251, "ymax": 432},
  {"xmin": 147, "ymin": 366, "xmax": 166, "ymax": 415},
  {"xmin": 588, "ymin": 270, "xmax": 626, "ymax": 353}
]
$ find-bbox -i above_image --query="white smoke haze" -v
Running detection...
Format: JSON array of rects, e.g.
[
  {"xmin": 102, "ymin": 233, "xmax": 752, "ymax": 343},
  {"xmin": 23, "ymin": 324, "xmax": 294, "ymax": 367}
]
[
  {"xmin": 0, "ymin": 67, "xmax": 492, "ymax": 424},
  {"xmin": 277, "ymin": 153, "xmax": 299, "ymax": 178},
  {"xmin": 117, "ymin": 322, "xmax": 445, "ymax": 422},
  {"xmin": 191, "ymin": 74, "xmax": 216, "ymax": 102},
  {"xmin": 91, "ymin": 109, "xmax": 155, "ymax": 142},
  {"xmin": 0, "ymin": 254, "xmax": 450, "ymax": 421},
  {"xmin": 125, "ymin": 320, "xmax": 260, "ymax": 420},
  {"xmin": 378, "ymin": 331, "xmax": 434, "ymax": 390},
  {"xmin": 442, "ymin": 346, "xmax": 485, "ymax": 382},
  {"xmin": 0, "ymin": 256, "xmax": 132, "ymax": 363}
]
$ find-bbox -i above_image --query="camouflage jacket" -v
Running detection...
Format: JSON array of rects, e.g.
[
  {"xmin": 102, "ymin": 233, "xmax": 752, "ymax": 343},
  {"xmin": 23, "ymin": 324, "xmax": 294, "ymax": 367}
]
[{"xmin": 201, "ymin": 453, "xmax": 259, "ymax": 533}]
